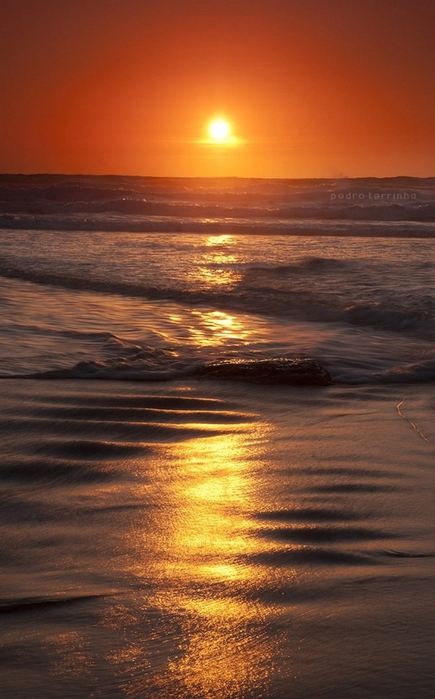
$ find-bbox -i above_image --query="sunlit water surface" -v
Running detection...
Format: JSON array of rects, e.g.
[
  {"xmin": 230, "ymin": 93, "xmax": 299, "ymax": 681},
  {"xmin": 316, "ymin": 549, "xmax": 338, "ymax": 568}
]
[
  {"xmin": 0, "ymin": 230, "xmax": 434, "ymax": 698},
  {"xmin": 1, "ymin": 379, "xmax": 434, "ymax": 699}
]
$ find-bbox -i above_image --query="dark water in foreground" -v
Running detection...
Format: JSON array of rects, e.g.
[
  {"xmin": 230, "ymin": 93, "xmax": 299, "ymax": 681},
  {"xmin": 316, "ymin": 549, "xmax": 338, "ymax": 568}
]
[{"xmin": 0, "ymin": 379, "xmax": 434, "ymax": 699}]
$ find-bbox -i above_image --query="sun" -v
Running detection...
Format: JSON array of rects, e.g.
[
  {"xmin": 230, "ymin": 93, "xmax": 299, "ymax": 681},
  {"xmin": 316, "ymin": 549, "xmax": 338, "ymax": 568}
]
[
  {"xmin": 209, "ymin": 118, "xmax": 231, "ymax": 141},
  {"xmin": 199, "ymin": 117, "xmax": 240, "ymax": 146}
]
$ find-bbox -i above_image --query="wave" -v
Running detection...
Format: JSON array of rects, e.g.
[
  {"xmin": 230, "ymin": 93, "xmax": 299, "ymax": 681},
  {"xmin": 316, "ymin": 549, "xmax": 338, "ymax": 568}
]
[
  {"xmin": 1, "ymin": 213, "xmax": 435, "ymax": 237},
  {"xmin": 248, "ymin": 547, "xmax": 375, "ymax": 566},
  {"xmin": 0, "ymin": 458, "xmax": 125, "ymax": 484},
  {"xmin": 2, "ymin": 350, "xmax": 435, "ymax": 385},
  {"xmin": 2, "ymin": 259, "xmax": 434, "ymax": 341},
  {"xmin": 0, "ymin": 593, "xmax": 111, "ymax": 615},
  {"xmin": 5, "ymin": 197, "xmax": 435, "ymax": 221},
  {"xmin": 246, "ymin": 256, "xmax": 355, "ymax": 275},
  {"xmin": 2, "ymin": 174, "xmax": 435, "ymax": 233},
  {"xmin": 258, "ymin": 525, "xmax": 392, "ymax": 544},
  {"xmin": 3, "ymin": 356, "xmax": 331, "ymax": 386},
  {"xmin": 377, "ymin": 358, "xmax": 435, "ymax": 383}
]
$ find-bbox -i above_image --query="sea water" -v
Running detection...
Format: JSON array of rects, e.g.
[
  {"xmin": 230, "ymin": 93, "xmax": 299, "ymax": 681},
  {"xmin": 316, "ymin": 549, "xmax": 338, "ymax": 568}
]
[
  {"xmin": 0, "ymin": 175, "xmax": 434, "ymax": 698},
  {"xmin": 1, "ymin": 228, "xmax": 435, "ymax": 383}
]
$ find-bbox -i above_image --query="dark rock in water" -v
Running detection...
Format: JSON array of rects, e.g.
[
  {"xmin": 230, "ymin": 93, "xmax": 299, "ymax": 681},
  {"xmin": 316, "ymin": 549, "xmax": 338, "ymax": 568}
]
[{"xmin": 194, "ymin": 357, "xmax": 332, "ymax": 386}]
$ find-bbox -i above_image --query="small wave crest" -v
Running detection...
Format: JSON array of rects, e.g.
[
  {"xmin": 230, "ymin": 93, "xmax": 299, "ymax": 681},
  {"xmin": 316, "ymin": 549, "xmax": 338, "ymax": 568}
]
[
  {"xmin": 0, "ymin": 592, "xmax": 113, "ymax": 615},
  {"xmin": 4, "ymin": 349, "xmax": 435, "ymax": 386},
  {"xmin": 0, "ymin": 458, "xmax": 124, "ymax": 484},
  {"xmin": 377, "ymin": 358, "xmax": 435, "ymax": 383},
  {"xmin": 246, "ymin": 256, "xmax": 354, "ymax": 276},
  {"xmin": 1, "ymin": 213, "xmax": 435, "ymax": 237}
]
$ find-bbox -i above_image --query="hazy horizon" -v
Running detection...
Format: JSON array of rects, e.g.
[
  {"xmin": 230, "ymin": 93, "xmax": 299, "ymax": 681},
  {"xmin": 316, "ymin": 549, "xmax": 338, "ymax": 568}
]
[{"xmin": 2, "ymin": 172, "xmax": 435, "ymax": 180}]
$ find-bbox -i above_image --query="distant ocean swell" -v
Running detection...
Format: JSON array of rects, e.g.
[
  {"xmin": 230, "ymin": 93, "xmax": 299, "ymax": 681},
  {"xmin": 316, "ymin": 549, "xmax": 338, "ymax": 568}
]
[{"xmin": 1, "ymin": 174, "xmax": 435, "ymax": 234}]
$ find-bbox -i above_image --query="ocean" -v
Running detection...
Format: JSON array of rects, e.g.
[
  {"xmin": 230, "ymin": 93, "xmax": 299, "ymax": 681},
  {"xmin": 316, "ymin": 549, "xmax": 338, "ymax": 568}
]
[{"xmin": 0, "ymin": 175, "xmax": 434, "ymax": 698}]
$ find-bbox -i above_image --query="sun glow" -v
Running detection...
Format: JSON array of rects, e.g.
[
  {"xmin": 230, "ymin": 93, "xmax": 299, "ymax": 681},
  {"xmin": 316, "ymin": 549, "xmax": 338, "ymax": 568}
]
[
  {"xmin": 203, "ymin": 117, "xmax": 239, "ymax": 146},
  {"xmin": 209, "ymin": 119, "xmax": 230, "ymax": 141}
]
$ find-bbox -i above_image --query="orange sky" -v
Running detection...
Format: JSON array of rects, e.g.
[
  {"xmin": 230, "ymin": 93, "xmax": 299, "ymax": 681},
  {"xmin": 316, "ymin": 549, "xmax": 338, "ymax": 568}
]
[{"xmin": 1, "ymin": 0, "xmax": 435, "ymax": 177}]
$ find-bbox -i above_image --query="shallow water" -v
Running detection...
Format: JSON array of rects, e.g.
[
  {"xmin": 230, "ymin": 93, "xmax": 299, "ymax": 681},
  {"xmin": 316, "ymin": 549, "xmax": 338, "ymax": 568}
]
[
  {"xmin": 1, "ymin": 232, "xmax": 435, "ymax": 384},
  {"xmin": 0, "ymin": 210, "xmax": 434, "ymax": 697},
  {"xmin": 0, "ymin": 379, "xmax": 434, "ymax": 698}
]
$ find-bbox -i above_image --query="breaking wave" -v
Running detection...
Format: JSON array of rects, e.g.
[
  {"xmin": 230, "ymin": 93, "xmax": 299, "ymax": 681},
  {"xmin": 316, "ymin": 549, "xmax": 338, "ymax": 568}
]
[
  {"xmin": 2, "ymin": 336, "xmax": 435, "ymax": 385},
  {"xmin": 1, "ymin": 258, "xmax": 434, "ymax": 340}
]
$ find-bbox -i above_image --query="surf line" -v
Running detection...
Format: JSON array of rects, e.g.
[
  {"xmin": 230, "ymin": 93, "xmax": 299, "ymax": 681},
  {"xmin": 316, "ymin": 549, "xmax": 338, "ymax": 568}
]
[{"xmin": 396, "ymin": 398, "xmax": 430, "ymax": 443}]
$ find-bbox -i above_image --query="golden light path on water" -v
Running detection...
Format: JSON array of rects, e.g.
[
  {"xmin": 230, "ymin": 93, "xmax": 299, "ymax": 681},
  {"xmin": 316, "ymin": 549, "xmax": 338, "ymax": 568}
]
[
  {"xmin": 114, "ymin": 415, "xmax": 286, "ymax": 698},
  {"xmin": 187, "ymin": 310, "xmax": 252, "ymax": 346},
  {"xmin": 163, "ymin": 431, "xmax": 271, "ymax": 697},
  {"xmin": 181, "ymin": 234, "xmax": 256, "ymax": 347},
  {"xmin": 126, "ymin": 235, "xmax": 280, "ymax": 699},
  {"xmin": 190, "ymin": 235, "xmax": 242, "ymax": 289}
]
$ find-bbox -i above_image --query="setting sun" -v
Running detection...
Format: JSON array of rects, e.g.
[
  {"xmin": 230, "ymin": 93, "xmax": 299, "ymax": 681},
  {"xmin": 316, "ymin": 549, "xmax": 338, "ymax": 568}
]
[
  {"xmin": 203, "ymin": 117, "xmax": 240, "ymax": 148},
  {"xmin": 209, "ymin": 119, "xmax": 230, "ymax": 141}
]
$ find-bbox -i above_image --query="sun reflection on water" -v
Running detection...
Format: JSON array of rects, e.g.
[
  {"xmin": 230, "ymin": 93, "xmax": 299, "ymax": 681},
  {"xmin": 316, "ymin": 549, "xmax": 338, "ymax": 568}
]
[
  {"xmin": 171, "ymin": 433, "xmax": 257, "ymax": 572},
  {"xmin": 189, "ymin": 234, "xmax": 242, "ymax": 290},
  {"xmin": 189, "ymin": 310, "xmax": 252, "ymax": 346},
  {"xmin": 159, "ymin": 426, "xmax": 276, "ymax": 697},
  {"xmin": 205, "ymin": 235, "xmax": 235, "ymax": 247},
  {"xmin": 116, "ymin": 416, "xmax": 279, "ymax": 697}
]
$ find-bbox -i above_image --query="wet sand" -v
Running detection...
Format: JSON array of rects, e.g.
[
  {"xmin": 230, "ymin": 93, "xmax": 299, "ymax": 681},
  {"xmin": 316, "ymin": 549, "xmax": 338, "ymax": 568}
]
[{"xmin": 0, "ymin": 379, "xmax": 434, "ymax": 698}]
